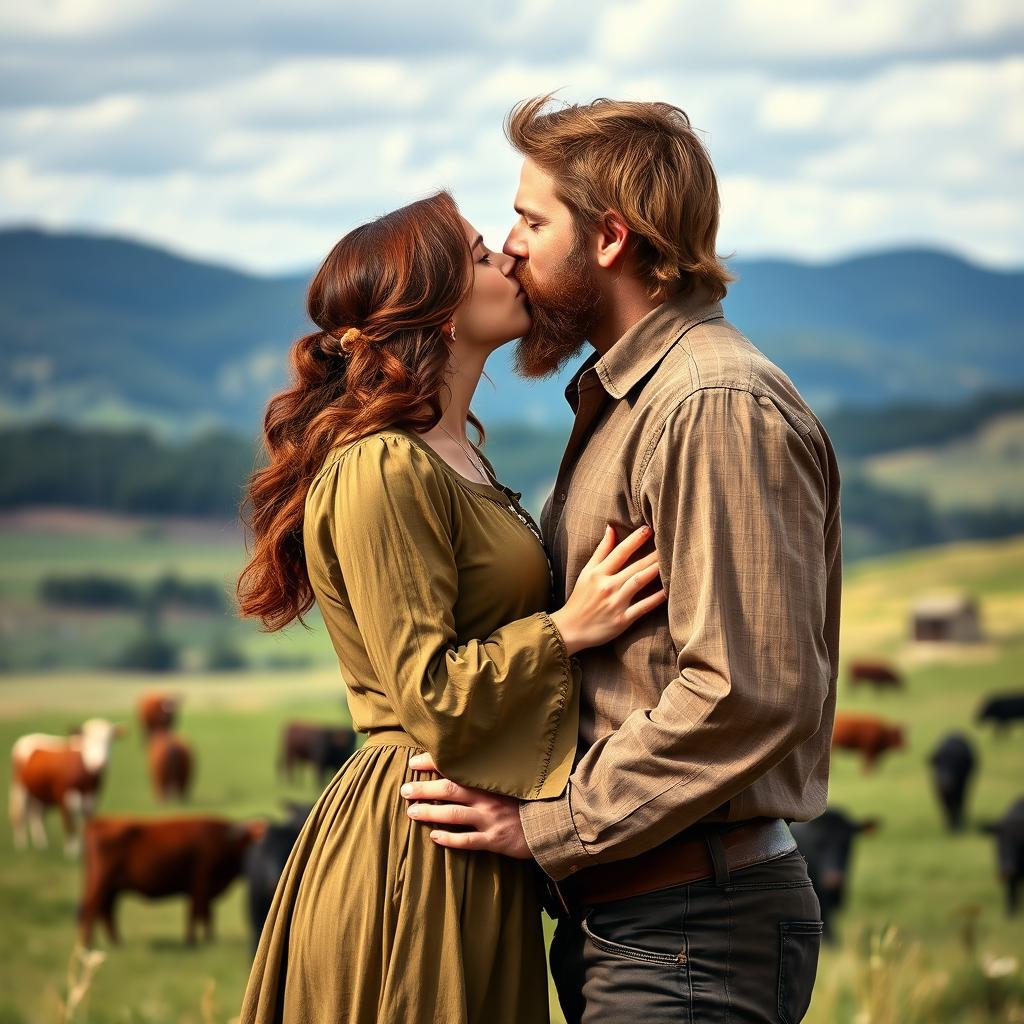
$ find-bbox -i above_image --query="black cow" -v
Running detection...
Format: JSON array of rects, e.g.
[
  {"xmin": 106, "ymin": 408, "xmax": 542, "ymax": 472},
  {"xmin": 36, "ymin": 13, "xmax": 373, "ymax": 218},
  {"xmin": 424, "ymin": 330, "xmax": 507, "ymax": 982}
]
[
  {"xmin": 977, "ymin": 693, "xmax": 1024, "ymax": 734},
  {"xmin": 309, "ymin": 727, "xmax": 357, "ymax": 785},
  {"xmin": 790, "ymin": 809, "xmax": 879, "ymax": 942},
  {"xmin": 928, "ymin": 732, "xmax": 977, "ymax": 831},
  {"xmin": 980, "ymin": 796, "xmax": 1024, "ymax": 916},
  {"xmin": 245, "ymin": 801, "xmax": 313, "ymax": 953},
  {"xmin": 278, "ymin": 722, "xmax": 357, "ymax": 785}
]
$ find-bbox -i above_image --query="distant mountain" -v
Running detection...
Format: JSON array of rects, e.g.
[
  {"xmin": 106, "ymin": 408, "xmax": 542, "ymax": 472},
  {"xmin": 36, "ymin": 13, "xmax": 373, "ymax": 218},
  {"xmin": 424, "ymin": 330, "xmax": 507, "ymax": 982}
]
[
  {"xmin": 0, "ymin": 227, "xmax": 308, "ymax": 437},
  {"xmin": 723, "ymin": 248, "xmax": 1023, "ymax": 410},
  {"xmin": 1, "ymin": 228, "xmax": 1020, "ymax": 437}
]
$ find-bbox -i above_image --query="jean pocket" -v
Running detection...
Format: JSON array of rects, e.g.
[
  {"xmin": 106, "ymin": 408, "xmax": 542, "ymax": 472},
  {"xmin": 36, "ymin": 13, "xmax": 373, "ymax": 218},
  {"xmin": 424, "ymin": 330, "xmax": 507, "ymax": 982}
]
[
  {"xmin": 580, "ymin": 911, "xmax": 686, "ymax": 967},
  {"xmin": 777, "ymin": 919, "xmax": 823, "ymax": 1023}
]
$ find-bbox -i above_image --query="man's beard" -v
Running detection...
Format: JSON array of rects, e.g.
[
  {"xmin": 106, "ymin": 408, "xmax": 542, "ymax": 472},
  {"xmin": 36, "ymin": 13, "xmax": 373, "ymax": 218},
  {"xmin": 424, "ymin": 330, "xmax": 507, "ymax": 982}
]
[{"xmin": 512, "ymin": 234, "xmax": 603, "ymax": 380}]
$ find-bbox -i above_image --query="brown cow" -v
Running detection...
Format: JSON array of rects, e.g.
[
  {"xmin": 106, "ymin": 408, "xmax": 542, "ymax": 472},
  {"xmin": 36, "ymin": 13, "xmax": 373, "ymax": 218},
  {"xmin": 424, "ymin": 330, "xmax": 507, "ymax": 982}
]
[
  {"xmin": 832, "ymin": 712, "xmax": 906, "ymax": 772},
  {"xmin": 9, "ymin": 719, "xmax": 124, "ymax": 856},
  {"xmin": 847, "ymin": 658, "xmax": 903, "ymax": 690},
  {"xmin": 79, "ymin": 814, "xmax": 267, "ymax": 946},
  {"xmin": 147, "ymin": 732, "xmax": 193, "ymax": 802},
  {"xmin": 137, "ymin": 692, "xmax": 180, "ymax": 742}
]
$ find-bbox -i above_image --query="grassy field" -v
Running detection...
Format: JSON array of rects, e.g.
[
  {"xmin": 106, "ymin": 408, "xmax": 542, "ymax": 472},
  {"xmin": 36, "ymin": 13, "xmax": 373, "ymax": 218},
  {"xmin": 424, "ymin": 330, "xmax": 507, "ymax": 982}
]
[
  {"xmin": 863, "ymin": 411, "xmax": 1024, "ymax": 511},
  {"xmin": 0, "ymin": 510, "xmax": 334, "ymax": 673},
  {"xmin": 1, "ymin": 535, "xmax": 1023, "ymax": 1021}
]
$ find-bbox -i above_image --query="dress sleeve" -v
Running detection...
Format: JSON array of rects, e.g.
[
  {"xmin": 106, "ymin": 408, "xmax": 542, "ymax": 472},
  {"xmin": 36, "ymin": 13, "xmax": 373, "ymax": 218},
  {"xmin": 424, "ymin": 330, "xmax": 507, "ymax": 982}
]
[{"xmin": 309, "ymin": 432, "xmax": 581, "ymax": 800}]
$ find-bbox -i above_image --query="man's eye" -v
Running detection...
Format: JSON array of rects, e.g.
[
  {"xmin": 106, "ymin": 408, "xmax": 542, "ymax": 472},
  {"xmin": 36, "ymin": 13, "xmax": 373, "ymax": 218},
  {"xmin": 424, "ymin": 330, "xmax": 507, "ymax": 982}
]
[{"xmin": 528, "ymin": 223, "xmax": 540, "ymax": 232}]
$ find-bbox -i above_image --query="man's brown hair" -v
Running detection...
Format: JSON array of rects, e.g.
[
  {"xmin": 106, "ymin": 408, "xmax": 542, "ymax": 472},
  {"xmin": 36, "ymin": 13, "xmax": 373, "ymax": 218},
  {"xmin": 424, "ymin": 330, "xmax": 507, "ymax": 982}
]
[{"xmin": 504, "ymin": 94, "xmax": 734, "ymax": 302}]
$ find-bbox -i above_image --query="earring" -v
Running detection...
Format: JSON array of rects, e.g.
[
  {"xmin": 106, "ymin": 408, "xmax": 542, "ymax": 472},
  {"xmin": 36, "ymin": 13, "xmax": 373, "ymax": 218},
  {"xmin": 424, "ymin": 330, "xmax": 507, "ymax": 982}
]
[{"xmin": 447, "ymin": 318, "xmax": 457, "ymax": 342}]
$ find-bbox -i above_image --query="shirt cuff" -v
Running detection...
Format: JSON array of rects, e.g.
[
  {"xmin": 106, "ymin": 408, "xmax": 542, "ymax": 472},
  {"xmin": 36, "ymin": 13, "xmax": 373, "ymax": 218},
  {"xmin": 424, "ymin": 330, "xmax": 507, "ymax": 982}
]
[{"xmin": 518, "ymin": 783, "xmax": 589, "ymax": 881}]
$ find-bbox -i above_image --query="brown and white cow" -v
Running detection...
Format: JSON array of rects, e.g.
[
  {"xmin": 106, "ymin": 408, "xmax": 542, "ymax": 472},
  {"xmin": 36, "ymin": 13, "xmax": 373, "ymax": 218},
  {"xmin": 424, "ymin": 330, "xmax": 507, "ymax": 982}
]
[
  {"xmin": 147, "ymin": 732, "xmax": 193, "ymax": 803},
  {"xmin": 832, "ymin": 712, "xmax": 906, "ymax": 772},
  {"xmin": 9, "ymin": 719, "xmax": 125, "ymax": 856},
  {"xmin": 79, "ymin": 814, "xmax": 267, "ymax": 946},
  {"xmin": 137, "ymin": 692, "xmax": 180, "ymax": 742}
]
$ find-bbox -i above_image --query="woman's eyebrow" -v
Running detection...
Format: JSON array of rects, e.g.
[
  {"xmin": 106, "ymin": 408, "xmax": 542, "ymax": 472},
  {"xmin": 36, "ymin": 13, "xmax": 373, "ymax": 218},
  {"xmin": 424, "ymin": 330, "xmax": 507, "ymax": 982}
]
[{"xmin": 470, "ymin": 234, "xmax": 484, "ymax": 251}]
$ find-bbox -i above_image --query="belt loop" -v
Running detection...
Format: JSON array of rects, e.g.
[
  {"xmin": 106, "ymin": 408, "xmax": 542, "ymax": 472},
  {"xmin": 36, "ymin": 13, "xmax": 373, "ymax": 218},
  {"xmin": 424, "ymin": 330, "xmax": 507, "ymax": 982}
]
[
  {"xmin": 705, "ymin": 831, "xmax": 731, "ymax": 886},
  {"xmin": 547, "ymin": 878, "xmax": 582, "ymax": 924}
]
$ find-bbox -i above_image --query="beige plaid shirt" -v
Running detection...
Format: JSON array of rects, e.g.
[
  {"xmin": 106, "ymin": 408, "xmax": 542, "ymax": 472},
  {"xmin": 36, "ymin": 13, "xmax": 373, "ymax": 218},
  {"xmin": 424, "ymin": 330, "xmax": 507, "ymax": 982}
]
[{"xmin": 518, "ymin": 281, "xmax": 842, "ymax": 882}]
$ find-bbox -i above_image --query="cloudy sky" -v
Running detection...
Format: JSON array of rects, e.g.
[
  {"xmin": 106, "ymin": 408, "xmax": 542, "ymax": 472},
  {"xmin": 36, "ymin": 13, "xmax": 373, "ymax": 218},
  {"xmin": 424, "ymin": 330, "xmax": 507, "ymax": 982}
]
[{"xmin": 2, "ymin": 0, "xmax": 1022, "ymax": 275}]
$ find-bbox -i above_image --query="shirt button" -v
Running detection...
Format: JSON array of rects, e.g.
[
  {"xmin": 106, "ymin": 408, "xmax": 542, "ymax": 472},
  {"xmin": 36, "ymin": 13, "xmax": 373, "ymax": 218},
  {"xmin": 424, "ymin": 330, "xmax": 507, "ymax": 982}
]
[{"xmin": 558, "ymin": 491, "xmax": 567, "ymax": 502}]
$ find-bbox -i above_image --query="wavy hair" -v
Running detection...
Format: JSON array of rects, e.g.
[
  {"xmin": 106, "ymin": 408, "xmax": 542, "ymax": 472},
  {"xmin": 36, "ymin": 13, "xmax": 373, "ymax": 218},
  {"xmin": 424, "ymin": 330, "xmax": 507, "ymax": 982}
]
[
  {"xmin": 236, "ymin": 190, "xmax": 482, "ymax": 631},
  {"xmin": 505, "ymin": 93, "xmax": 735, "ymax": 301}
]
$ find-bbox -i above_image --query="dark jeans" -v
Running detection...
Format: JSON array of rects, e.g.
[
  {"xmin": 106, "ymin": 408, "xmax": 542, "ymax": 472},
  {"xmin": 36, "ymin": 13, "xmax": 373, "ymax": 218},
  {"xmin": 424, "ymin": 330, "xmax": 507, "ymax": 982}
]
[{"xmin": 548, "ymin": 844, "xmax": 823, "ymax": 1024}]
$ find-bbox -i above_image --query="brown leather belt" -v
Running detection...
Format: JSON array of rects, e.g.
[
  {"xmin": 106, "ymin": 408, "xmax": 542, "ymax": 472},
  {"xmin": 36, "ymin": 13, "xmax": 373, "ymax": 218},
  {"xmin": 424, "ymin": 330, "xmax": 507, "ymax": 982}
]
[{"xmin": 544, "ymin": 818, "xmax": 797, "ymax": 919}]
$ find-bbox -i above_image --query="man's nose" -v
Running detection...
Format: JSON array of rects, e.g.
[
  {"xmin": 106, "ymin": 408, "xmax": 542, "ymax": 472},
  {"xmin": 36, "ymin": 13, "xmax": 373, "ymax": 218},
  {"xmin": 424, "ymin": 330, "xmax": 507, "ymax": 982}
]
[{"xmin": 503, "ymin": 228, "xmax": 526, "ymax": 259}]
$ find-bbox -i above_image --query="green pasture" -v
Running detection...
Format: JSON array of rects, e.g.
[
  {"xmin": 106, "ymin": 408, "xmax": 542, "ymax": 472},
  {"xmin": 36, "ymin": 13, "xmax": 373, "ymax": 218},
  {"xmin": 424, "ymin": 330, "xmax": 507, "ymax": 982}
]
[
  {"xmin": 0, "ymin": 521, "xmax": 334, "ymax": 673},
  {"xmin": 863, "ymin": 411, "xmax": 1024, "ymax": 512},
  {"xmin": 0, "ymin": 535, "xmax": 1023, "ymax": 1021}
]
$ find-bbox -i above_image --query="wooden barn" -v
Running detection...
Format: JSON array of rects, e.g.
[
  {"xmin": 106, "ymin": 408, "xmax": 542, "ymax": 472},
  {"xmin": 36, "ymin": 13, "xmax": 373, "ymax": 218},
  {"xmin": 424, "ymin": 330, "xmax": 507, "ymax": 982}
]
[{"xmin": 911, "ymin": 593, "xmax": 983, "ymax": 643}]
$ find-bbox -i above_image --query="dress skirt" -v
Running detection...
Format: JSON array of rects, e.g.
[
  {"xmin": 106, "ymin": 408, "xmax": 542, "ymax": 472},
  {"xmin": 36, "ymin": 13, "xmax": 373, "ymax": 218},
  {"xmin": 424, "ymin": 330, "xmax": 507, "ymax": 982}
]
[{"xmin": 239, "ymin": 729, "xmax": 551, "ymax": 1024}]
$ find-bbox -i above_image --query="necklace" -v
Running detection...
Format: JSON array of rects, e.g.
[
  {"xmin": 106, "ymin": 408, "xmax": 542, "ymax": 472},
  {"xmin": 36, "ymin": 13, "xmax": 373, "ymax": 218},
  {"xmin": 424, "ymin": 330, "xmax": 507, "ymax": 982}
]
[
  {"xmin": 437, "ymin": 422, "xmax": 490, "ymax": 484},
  {"xmin": 435, "ymin": 423, "xmax": 548, "ymax": 553}
]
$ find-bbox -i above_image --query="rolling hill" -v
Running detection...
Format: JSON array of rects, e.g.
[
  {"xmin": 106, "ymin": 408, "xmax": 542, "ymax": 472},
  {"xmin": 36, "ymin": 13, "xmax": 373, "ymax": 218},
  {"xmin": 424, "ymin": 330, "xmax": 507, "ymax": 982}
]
[{"xmin": 1, "ymin": 227, "xmax": 1021, "ymax": 437}]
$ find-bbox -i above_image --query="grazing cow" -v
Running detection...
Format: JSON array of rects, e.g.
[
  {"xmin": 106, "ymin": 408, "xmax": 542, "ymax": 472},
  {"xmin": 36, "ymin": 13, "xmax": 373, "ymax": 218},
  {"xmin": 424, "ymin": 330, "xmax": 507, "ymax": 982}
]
[
  {"xmin": 137, "ymin": 692, "xmax": 179, "ymax": 742},
  {"xmin": 245, "ymin": 801, "xmax": 313, "ymax": 953},
  {"xmin": 147, "ymin": 732, "xmax": 193, "ymax": 802},
  {"xmin": 832, "ymin": 712, "xmax": 906, "ymax": 772},
  {"xmin": 977, "ymin": 693, "xmax": 1024, "ymax": 735},
  {"xmin": 980, "ymin": 797, "xmax": 1024, "ymax": 916},
  {"xmin": 9, "ymin": 719, "xmax": 124, "ymax": 856},
  {"xmin": 790, "ymin": 809, "xmax": 879, "ymax": 942},
  {"xmin": 847, "ymin": 658, "xmax": 903, "ymax": 690},
  {"xmin": 79, "ymin": 814, "xmax": 267, "ymax": 946},
  {"xmin": 928, "ymin": 732, "xmax": 977, "ymax": 831},
  {"xmin": 278, "ymin": 722, "xmax": 357, "ymax": 785}
]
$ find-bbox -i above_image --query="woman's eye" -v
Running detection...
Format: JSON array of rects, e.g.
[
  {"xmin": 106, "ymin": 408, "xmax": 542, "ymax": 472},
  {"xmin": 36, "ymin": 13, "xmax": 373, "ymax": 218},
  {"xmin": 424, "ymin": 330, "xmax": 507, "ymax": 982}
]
[{"xmin": 479, "ymin": 253, "xmax": 492, "ymax": 264}]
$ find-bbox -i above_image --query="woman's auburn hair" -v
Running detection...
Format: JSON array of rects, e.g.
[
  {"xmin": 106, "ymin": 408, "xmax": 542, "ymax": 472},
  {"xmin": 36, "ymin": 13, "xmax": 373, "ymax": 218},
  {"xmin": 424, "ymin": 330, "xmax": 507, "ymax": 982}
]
[
  {"xmin": 504, "ymin": 93, "xmax": 735, "ymax": 302},
  {"xmin": 236, "ymin": 189, "xmax": 483, "ymax": 632}
]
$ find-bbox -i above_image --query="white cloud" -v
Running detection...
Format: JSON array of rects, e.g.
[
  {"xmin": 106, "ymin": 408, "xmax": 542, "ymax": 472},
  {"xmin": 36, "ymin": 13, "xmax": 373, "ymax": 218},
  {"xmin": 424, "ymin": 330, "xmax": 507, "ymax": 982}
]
[
  {"xmin": 0, "ymin": 0, "xmax": 1021, "ymax": 272},
  {"xmin": 596, "ymin": 0, "xmax": 1024, "ymax": 65}
]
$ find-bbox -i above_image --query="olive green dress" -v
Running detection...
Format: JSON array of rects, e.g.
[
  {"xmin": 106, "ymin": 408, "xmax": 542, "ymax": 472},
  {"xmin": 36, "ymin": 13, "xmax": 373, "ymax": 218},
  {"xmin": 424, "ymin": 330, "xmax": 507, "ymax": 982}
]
[{"xmin": 239, "ymin": 427, "xmax": 582, "ymax": 1024}]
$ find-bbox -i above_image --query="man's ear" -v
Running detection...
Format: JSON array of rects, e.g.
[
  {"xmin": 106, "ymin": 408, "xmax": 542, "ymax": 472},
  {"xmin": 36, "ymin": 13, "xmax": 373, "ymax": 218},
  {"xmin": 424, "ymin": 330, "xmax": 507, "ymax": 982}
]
[{"xmin": 595, "ymin": 211, "xmax": 629, "ymax": 270}]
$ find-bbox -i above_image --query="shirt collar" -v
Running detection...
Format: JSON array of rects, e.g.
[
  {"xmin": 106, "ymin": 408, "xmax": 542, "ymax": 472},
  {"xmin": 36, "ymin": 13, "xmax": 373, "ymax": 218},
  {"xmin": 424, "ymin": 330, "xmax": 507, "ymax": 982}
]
[{"xmin": 586, "ymin": 282, "xmax": 724, "ymax": 401}]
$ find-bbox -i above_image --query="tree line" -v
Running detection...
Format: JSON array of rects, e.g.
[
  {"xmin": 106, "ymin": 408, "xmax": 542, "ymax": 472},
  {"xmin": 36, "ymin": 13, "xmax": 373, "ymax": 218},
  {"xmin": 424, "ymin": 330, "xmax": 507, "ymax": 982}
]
[{"xmin": 2, "ymin": 402, "xmax": 1023, "ymax": 562}]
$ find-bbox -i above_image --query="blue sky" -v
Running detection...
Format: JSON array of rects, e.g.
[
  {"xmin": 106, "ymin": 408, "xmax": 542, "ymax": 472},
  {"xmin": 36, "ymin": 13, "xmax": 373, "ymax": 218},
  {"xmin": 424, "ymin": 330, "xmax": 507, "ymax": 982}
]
[{"xmin": 1, "ymin": 0, "xmax": 1021, "ymax": 274}]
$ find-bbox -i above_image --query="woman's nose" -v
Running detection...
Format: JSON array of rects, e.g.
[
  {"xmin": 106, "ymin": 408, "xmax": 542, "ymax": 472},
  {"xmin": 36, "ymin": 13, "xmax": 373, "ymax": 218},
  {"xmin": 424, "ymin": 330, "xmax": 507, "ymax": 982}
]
[{"xmin": 498, "ymin": 251, "xmax": 518, "ymax": 276}]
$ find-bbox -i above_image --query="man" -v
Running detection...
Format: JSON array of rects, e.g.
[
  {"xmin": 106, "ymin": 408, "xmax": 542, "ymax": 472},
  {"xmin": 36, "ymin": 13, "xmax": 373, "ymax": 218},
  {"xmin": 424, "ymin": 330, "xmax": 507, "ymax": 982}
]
[{"xmin": 400, "ymin": 94, "xmax": 841, "ymax": 1022}]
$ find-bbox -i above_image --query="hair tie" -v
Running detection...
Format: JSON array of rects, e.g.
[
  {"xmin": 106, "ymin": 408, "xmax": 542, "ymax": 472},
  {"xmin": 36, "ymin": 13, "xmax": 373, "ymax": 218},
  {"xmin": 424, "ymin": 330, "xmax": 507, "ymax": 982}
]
[
  {"xmin": 320, "ymin": 326, "xmax": 367, "ymax": 358},
  {"xmin": 338, "ymin": 327, "xmax": 365, "ymax": 354}
]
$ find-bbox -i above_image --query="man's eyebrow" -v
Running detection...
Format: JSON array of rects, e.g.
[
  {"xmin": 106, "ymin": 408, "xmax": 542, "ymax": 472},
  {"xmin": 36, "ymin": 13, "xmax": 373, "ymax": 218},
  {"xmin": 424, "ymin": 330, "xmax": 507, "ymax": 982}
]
[{"xmin": 514, "ymin": 204, "xmax": 545, "ymax": 221}]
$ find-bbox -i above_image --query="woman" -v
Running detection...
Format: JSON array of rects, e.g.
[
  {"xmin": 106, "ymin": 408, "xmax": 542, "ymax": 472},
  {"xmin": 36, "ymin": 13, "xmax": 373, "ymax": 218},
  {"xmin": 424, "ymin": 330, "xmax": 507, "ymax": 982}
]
[{"xmin": 235, "ymin": 190, "xmax": 666, "ymax": 1024}]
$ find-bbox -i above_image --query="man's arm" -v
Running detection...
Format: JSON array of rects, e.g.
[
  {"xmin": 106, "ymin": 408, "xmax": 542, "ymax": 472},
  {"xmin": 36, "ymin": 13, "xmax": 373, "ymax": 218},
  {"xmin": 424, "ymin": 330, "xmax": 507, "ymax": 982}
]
[{"xmin": 519, "ymin": 386, "xmax": 834, "ymax": 881}]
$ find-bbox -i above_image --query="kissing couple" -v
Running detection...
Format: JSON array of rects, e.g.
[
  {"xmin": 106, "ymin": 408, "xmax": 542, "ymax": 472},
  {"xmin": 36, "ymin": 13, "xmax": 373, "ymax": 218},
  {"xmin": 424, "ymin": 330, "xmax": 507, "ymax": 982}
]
[{"xmin": 237, "ymin": 92, "xmax": 841, "ymax": 1024}]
